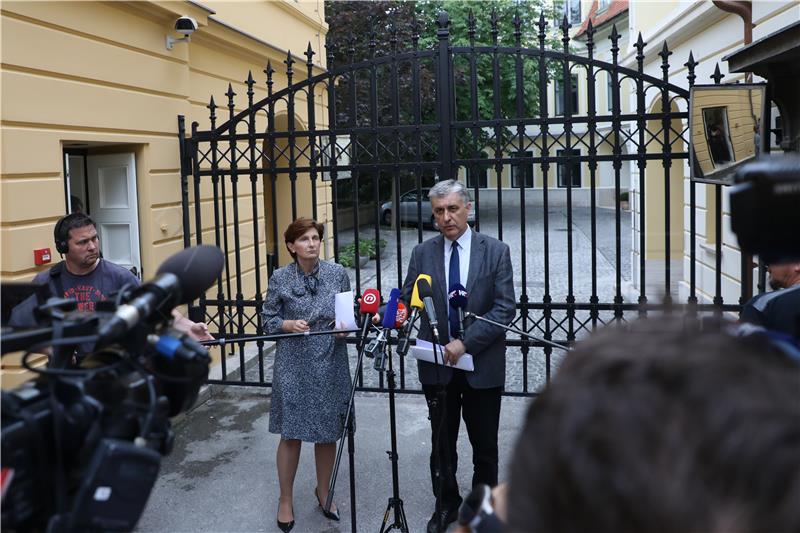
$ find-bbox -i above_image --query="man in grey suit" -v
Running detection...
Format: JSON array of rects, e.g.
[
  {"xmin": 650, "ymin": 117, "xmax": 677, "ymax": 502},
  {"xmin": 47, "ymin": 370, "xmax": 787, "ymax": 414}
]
[{"xmin": 399, "ymin": 179, "xmax": 516, "ymax": 533}]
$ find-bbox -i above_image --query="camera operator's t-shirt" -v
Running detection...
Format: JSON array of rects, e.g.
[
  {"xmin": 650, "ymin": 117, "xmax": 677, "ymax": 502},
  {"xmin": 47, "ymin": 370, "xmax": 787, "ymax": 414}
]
[{"xmin": 8, "ymin": 259, "xmax": 140, "ymax": 353}]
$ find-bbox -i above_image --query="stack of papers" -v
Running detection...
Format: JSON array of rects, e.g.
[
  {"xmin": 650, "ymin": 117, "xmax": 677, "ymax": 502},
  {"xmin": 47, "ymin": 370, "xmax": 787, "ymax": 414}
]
[{"xmin": 410, "ymin": 339, "xmax": 474, "ymax": 371}]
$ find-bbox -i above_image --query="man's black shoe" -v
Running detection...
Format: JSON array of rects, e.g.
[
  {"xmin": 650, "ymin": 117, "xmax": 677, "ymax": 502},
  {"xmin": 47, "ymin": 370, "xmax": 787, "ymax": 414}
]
[{"xmin": 426, "ymin": 507, "xmax": 459, "ymax": 533}]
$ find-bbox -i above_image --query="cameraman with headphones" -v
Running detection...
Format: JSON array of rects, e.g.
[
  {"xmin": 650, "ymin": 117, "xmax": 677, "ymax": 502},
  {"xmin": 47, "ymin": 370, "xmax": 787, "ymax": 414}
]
[{"xmin": 9, "ymin": 213, "xmax": 212, "ymax": 358}]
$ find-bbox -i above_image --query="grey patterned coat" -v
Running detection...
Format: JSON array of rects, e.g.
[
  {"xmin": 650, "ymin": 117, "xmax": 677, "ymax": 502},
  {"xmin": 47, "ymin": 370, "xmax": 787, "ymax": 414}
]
[{"xmin": 262, "ymin": 260, "xmax": 352, "ymax": 442}]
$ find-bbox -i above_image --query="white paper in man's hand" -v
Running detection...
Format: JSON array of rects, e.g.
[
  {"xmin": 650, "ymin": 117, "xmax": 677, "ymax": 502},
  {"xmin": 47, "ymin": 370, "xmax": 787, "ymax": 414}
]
[
  {"xmin": 411, "ymin": 339, "xmax": 474, "ymax": 371},
  {"xmin": 334, "ymin": 291, "xmax": 357, "ymax": 330}
]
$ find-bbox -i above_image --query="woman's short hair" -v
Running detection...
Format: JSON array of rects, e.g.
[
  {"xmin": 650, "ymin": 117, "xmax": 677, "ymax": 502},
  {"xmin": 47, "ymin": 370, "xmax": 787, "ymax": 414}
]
[
  {"xmin": 428, "ymin": 179, "xmax": 470, "ymax": 205},
  {"xmin": 284, "ymin": 217, "xmax": 324, "ymax": 259}
]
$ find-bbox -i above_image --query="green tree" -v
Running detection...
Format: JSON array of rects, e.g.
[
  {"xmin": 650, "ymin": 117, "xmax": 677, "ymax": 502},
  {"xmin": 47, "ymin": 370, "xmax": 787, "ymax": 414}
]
[
  {"xmin": 324, "ymin": 1, "xmax": 563, "ymax": 209},
  {"xmin": 325, "ymin": 1, "xmax": 561, "ymax": 127}
]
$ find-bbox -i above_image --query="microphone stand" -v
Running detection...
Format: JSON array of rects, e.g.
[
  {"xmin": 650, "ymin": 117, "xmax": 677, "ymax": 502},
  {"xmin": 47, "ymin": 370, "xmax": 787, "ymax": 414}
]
[
  {"xmin": 465, "ymin": 313, "xmax": 572, "ymax": 351},
  {"xmin": 326, "ymin": 317, "xmax": 374, "ymax": 533},
  {"xmin": 427, "ymin": 326, "xmax": 450, "ymax": 533},
  {"xmin": 378, "ymin": 330, "xmax": 410, "ymax": 533},
  {"xmin": 198, "ymin": 328, "xmax": 362, "ymax": 347}
]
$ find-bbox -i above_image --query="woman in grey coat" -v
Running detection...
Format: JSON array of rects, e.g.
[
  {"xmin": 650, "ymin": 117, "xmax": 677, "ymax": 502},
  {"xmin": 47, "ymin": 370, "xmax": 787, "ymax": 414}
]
[{"xmin": 262, "ymin": 218, "xmax": 351, "ymax": 532}]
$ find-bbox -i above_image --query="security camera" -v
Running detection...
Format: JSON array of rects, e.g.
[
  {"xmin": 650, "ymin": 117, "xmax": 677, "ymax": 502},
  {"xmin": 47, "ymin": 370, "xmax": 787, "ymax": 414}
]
[
  {"xmin": 166, "ymin": 16, "xmax": 198, "ymax": 50},
  {"xmin": 175, "ymin": 16, "xmax": 198, "ymax": 36}
]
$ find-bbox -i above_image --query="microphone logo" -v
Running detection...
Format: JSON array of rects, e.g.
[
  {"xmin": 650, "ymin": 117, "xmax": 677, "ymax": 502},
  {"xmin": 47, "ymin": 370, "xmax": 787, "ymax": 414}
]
[
  {"xmin": 362, "ymin": 292, "xmax": 378, "ymax": 306},
  {"xmin": 360, "ymin": 288, "xmax": 380, "ymax": 316},
  {"xmin": 395, "ymin": 302, "xmax": 408, "ymax": 327}
]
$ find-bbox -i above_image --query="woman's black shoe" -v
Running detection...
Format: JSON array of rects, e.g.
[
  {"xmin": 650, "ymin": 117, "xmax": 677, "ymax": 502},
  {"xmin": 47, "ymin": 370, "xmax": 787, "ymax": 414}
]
[
  {"xmin": 315, "ymin": 488, "xmax": 340, "ymax": 521},
  {"xmin": 277, "ymin": 505, "xmax": 294, "ymax": 532}
]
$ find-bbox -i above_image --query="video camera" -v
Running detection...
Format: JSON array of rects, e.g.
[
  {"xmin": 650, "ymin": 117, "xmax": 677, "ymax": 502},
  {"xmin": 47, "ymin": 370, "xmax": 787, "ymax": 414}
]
[
  {"xmin": 730, "ymin": 154, "xmax": 800, "ymax": 263},
  {"xmin": 1, "ymin": 245, "xmax": 223, "ymax": 532}
]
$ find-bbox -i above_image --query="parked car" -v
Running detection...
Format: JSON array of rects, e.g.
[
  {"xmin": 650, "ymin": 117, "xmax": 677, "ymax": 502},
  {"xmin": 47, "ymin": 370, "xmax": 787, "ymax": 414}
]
[{"xmin": 380, "ymin": 188, "xmax": 476, "ymax": 228}]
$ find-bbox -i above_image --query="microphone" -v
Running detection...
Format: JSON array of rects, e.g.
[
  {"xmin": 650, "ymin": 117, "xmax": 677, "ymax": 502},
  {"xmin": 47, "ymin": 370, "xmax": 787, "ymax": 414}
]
[
  {"xmin": 358, "ymin": 288, "xmax": 380, "ymax": 352},
  {"xmin": 394, "ymin": 301, "xmax": 413, "ymax": 357},
  {"xmin": 410, "ymin": 274, "xmax": 430, "ymax": 312},
  {"xmin": 394, "ymin": 301, "xmax": 408, "ymax": 329},
  {"xmin": 374, "ymin": 289, "xmax": 400, "ymax": 371},
  {"xmin": 97, "ymin": 245, "xmax": 224, "ymax": 346},
  {"xmin": 398, "ymin": 274, "xmax": 430, "ymax": 356},
  {"xmin": 448, "ymin": 283, "xmax": 468, "ymax": 340},
  {"xmin": 416, "ymin": 277, "xmax": 439, "ymax": 343}
]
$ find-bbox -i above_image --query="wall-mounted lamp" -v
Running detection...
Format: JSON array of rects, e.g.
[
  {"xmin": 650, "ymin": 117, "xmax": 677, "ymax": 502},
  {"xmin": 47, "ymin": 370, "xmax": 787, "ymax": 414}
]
[{"xmin": 166, "ymin": 16, "xmax": 198, "ymax": 50}]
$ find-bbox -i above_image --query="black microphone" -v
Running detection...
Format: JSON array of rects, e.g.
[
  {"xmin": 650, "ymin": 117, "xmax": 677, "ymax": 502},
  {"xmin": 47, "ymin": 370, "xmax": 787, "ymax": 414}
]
[
  {"xmin": 416, "ymin": 277, "xmax": 439, "ymax": 343},
  {"xmin": 97, "ymin": 245, "xmax": 224, "ymax": 346},
  {"xmin": 448, "ymin": 283, "xmax": 468, "ymax": 340},
  {"xmin": 396, "ymin": 308, "xmax": 417, "ymax": 357}
]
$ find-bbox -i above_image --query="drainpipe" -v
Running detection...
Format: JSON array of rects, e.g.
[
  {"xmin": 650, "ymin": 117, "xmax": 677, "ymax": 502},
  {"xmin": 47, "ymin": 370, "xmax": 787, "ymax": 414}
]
[
  {"xmin": 712, "ymin": 1, "xmax": 753, "ymax": 81},
  {"xmin": 712, "ymin": 1, "xmax": 755, "ymax": 301}
]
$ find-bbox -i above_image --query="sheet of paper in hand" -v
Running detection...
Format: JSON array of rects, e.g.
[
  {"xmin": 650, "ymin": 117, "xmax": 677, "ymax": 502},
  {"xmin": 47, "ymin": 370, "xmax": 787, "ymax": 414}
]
[
  {"xmin": 411, "ymin": 339, "xmax": 474, "ymax": 371},
  {"xmin": 334, "ymin": 291, "xmax": 357, "ymax": 330}
]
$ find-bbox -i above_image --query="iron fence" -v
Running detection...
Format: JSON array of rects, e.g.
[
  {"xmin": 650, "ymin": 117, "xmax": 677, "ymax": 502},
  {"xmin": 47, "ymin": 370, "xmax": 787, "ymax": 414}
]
[{"xmin": 179, "ymin": 11, "xmax": 743, "ymax": 394}]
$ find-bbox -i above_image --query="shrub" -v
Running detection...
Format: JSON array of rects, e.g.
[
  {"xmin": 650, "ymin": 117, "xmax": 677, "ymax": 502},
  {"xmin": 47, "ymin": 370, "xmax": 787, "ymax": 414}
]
[{"xmin": 337, "ymin": 237, "xmax": 387, "ymax": 268}]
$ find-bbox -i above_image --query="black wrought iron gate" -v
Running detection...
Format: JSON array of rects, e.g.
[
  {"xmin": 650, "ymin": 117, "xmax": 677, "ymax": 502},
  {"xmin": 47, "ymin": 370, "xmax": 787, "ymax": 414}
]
[{"xmin": 179, "ymin": 11, "xmax": 742, "ymax": 394}]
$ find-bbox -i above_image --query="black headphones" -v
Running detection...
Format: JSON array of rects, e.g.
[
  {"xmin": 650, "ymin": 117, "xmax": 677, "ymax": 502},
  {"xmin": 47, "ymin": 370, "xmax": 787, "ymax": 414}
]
[{"xmin": 54, "ymin": 213, "xmax": 96, "ymax": 255}]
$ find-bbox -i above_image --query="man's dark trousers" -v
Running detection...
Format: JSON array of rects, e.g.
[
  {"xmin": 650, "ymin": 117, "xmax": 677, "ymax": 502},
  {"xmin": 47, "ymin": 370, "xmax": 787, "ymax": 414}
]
[{"xmin": 423, "ymin": 370, "xmax": 502, "ymax": 510}]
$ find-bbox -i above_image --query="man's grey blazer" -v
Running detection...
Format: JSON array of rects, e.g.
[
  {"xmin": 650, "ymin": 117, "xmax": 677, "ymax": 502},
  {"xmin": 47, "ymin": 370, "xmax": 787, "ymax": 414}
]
[{"xmin": 400, "ymin": 231, "xmax": 516, "ymax": 389}]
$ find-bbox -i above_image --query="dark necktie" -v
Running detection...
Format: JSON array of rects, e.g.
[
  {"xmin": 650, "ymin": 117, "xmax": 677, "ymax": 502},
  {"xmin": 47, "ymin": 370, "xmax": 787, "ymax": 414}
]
[{"xmin": 449, "ymin": 240, "xmax": 460, "ymax": 340}]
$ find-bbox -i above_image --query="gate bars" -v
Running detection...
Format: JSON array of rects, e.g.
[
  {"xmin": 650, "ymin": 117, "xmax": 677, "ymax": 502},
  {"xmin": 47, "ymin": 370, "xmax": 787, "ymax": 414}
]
[{"xmin": 179, "ymin": 10, "xmax": 743, "ymax": 393}]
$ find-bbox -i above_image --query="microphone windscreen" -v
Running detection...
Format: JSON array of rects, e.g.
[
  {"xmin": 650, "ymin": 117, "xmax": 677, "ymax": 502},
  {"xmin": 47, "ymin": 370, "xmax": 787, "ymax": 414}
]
[
  {"xmin": 417, "ymin": 277, "xmax": 433, "ymax": 299},
  {"xmin": 448, "ymin": 283, "xmax": 468, "ymax": 309},
  {"xmin": 395, "ymin": 301, "xmax": 408, "ymax": 328},
  {"xmin": 382, "ymin": 288, "xmax": 400, "ymax": 329},
  {"xmin": 156, "ymin": 245, "xmax": 224, "ymax": 304},
  {"xmin": 411, "ymin": 274, "xmax": 431, "ymax": 309},
  {"xmin": 360, "ymin": 288, "xmax": 380, "ymax": 315}
]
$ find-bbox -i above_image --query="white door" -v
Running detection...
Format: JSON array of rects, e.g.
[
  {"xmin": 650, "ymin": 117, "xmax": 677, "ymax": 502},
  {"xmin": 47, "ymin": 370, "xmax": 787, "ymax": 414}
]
[{"xmin": 87, "ymin": 153, "xmax": 141, "ymax": 278}]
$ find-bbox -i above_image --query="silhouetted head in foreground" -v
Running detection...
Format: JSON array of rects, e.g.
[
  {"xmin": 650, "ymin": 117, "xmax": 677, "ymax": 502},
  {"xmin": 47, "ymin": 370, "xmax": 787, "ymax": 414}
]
[{"xmin": 508, "ymin": 318, "xmax": 800, "ymax": 533}]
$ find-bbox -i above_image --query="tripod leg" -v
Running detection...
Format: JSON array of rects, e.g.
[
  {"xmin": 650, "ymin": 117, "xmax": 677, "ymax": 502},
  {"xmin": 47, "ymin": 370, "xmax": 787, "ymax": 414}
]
[
  {"xmin": 427, "ymin": 385, "xmax": 452, "ymax": 533},
  {"xmin": 382, "ymin": 349, "xmax": 410, "ymax": 533},
  {"xmin": 347, "ymin": 410, "xmax": 357, "ymax": 533},
  {"xmin": 379, "ymin": 500, "xmax": 393, "ymax": 533},
  {"xmin": 327, "ymin": 338, "xmax": 368, "ymax": 522}
]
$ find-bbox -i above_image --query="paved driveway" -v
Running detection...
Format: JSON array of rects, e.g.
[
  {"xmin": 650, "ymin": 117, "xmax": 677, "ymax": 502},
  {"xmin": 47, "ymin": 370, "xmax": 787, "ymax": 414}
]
[
  {"xmin": 135, "ymin": 206, "xmax": 632, "ymax": 532},
  {"xmin": 340, "ymin": 205, "xmax": 633, "ymax": 393}
]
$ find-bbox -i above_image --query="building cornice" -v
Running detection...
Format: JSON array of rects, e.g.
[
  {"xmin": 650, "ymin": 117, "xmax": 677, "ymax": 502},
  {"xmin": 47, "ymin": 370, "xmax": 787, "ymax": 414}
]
[
  {"xmin": 194, "ymin": 16, "xmax": 326, "ymax": 73},
  {"xmin": 621, "ymin": 1, "xmax": 727, "ymax": 68},
  {"xmin": 273, "ymin": 0, "xmax": 328, "ymax": 33}
]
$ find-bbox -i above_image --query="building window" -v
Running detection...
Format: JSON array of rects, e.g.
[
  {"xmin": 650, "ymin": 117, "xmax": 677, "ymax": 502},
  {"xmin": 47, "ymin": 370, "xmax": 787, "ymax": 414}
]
[
  {"xmin": 555, "ymin": 74, "xmax": 579, "ymax": 116},
  {"xmin": 557, "ymin": 149, "xmax": 581, "ymax": 188},
  {"xmin": 466, "ymin": 165, "xmax": 488, "ymax": 189},
  {"xmin": 598, "ymin": 0, "xmax": 610, "ymax": 12},
  {"xmin": 607, "ymin": 72, "xmax": 614, "ymax": 112},
  {"xmin": 555, "ymin": 0, "xmax": 582, "ymax": 26},
  {"xmin": 512, "ymin": 151, "xmax": 534, "ymax": 188}
]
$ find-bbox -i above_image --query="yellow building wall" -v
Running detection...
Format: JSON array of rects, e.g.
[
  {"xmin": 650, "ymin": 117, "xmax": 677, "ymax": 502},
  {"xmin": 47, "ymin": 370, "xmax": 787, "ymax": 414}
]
[
  {"xmin": 1, "ymin": 1, "xmax": 328, "ymax": 385},
  {"xmin": 634, "ymin": 2, "xmax": 680, "ymax": 35},
  {"xmin": 640, "ymin": 101, "xmax": 684, "ymax": 260}
]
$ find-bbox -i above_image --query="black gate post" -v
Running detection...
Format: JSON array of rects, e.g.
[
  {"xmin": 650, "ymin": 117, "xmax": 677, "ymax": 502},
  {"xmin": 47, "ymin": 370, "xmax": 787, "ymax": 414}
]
[
  {"xmin": 436, "ymin": 12, "xmax": 453, "ymax": 180},
  {"xmin": 177, "ymin": 115, "xmax": 191, "ymax": 249}
]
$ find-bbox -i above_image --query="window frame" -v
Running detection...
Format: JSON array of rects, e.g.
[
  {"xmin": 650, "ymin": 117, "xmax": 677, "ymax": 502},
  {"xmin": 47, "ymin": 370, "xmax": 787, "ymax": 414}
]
[
  {"xmin": 556, "ymin": 148, "xmax": 581, "ymax": 188},
  {"xmin": 511, "ymin": 151, "xmax": 535, "ymax": 189},
  {"xmin": 555, "ymin": 74, "xmax": 580, "ymax": 116}
]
